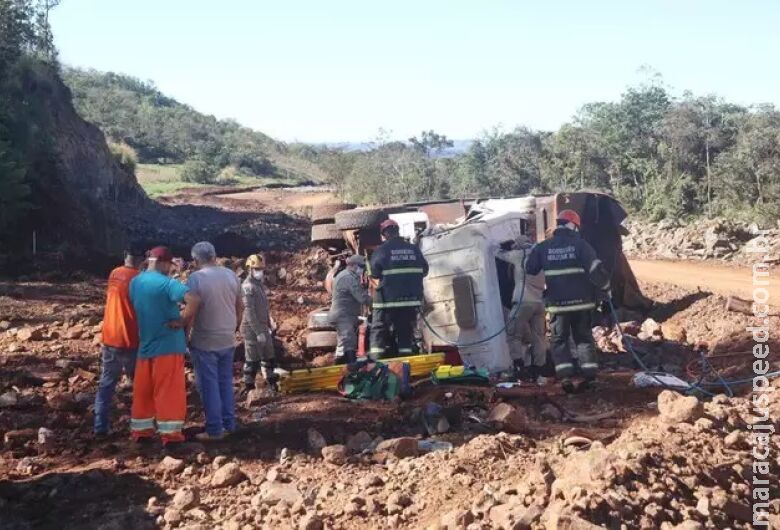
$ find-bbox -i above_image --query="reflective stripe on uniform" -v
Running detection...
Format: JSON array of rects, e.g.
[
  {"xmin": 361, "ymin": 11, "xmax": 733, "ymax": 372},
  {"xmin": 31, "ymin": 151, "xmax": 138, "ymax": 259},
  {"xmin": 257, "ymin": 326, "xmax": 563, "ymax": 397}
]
[
  {"xmin": 369, "ymin": 348, "xmax": 385, "ymax": 354},
  {"xmin": 589, "ymin": 259, "xmax": 603, "ymax": 272},
  {"xmin": 382, "ymin": 268, "xmax": 425, "ymax": 276},
  {"xmin": 545, "ymin": 267, "xmax": 585, "ymax": 277},
  {"xmin": 157, "ymin": 420, "xmax": 184, "ymax": 434},
  {"xmin": 547, "ymin": 303, "xmax": 596, "ymax": 314},
  {"xmin": 555, "ymin": 363, "xmax": 574, "ymax": 373},
  {"xmin": 398, "ymin": 348, "xmax": 413, "ymax": 354},
  {"xmin": 130, "ymin": 418, "xmax": 155, "ymax": 431},
  {"xmin": 373, "ymin": 301, "xmax": 422, "ymax": 309},
  {"xmin": 581, "ymin": 363, "xmax": 599, "ymax": 369}
]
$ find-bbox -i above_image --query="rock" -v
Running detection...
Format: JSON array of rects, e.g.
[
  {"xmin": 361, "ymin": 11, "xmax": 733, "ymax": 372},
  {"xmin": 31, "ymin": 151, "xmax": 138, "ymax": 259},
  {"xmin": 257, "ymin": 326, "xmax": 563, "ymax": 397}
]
[
  {"xmin": 657, "ymin": 390, "xmax": 703, "ymax": 424},
  {"xmin": 65, "ymin": 324, "xmax": 86, "ymax": 340},
  {"xmin": 277, "ymin": 317, "xmax": 301, "ymax": 336},
  {"xmin": 661, "ymin": 322, "xmax": 687, "ymax": 343},
  {"xmin": 551, "ymin": 514, "xmax": 604, "ymax": 529},
  {"xmin": 346, "ymin": 431, "xmax": 373, "ymax": 454},
  {"xmin": 172, "ymin": 486, "xmax": 200, "ymax": 510},
  {"xmin": 321, "ymin": 444, "xmax": 348, "ymax": 465},
  {"xmin": 376, "ymin": 437, "xmax": 419, "ymax": 458},
  {"xmin": 640, "ymin": 318, "xmax": 662, "ymax": 338},
  {"xmin": 17, "ymin": 327, "xmax": 45, "ymax": 342},
  {"xmin": 163, "ymin": 508, "xmax": 182, "ymax": 525},
  {"xmin": 539, "ymin": 404, "xmax": 562, "ymax": 422},
  {"xmin": 672, "ymin": 522, "xmax": 704, "ymax": 530},
  {"xmin": 359, "ymin": 474, "xmax": 384, "ymax": 488},
  {"xmin": 211, "ymin": 463, "xmax": 247, "ymax": 487},
  {"xmin": 488, "ymin": 403, "xmax": 528, "ymax": 434},
  {"xmin": 158, "ymin": 456, "xmax": 186, "ymax": 474},
  {"xmin": 695, "ymin": 496, "xmax": 710, "ymax": 517},
  {"xmin": 246, "ymin": 389, "xmax": 265, "ymax": 407},
  {"xmin": 440, "ymin": 509, "xmax": 475, "ymax": 530},
  {"xmin": 211, "ymin": 455, "xmax": 229, "ymax": 469},
  {"xmin": 7, "ymin": 342, "xmax": 23, "ymax": 353},
  {"xmin": 723, "ymin": 430, "xmax": 744, "ymax": 449},
  {"xmin": 721, "ymin": 499, "xmax": 753, "ymax": 522},
  {"xmin": 387, "ymin": 492, "xmax": 412, "ymax": 513},
  {"xmin": 258, "ymin": 481, "xmax": 303, "ymax": 506},
  {"xmin": 0, "ymin": 320, "xmax": 11, "ymax": 331},
  {"xmin": 0, "ymin": 391, "xmax": 19, "ymax": 408},
  {"xmin": 298, "ymin": 513, "xmax": 323, "ymax": 530},
  {"xmin": 307, "ymin": 429, "xmax": 327, "ymax": 453},
  {"xmin": 46, "ymin": 393, "xmax": 77, "ymax": 412}
]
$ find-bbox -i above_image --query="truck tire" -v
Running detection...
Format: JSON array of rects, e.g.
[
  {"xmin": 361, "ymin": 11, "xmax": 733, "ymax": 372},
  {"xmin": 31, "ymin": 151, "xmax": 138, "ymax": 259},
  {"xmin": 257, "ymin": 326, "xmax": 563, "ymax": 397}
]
[
  {"xmin": 306, "ymin": 331, "xmax": 338, "ymax": 351},
  {"xmin": 308, "ymin": 307, "xmax": 334, "ymax": 331},
  {"xmin": 335, "ymin": 207, "xmax": 391, "ymax": 230},
  {"xmin": 311, "ymin": 223, "xmax": 346, "ymax": 250},
  {"xmin": 311, "ymin": 202, "xmax": 356, "ymax": 225}
]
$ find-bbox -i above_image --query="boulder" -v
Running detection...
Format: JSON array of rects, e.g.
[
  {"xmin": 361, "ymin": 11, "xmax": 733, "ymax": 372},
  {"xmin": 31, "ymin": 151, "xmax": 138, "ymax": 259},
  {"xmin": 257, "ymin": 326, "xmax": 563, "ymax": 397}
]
[
  {"xmin": 307, "ymin": 428, "xmax": 327, "ymax": 453},
  {"xmin": 657, "ymin": 390, "xmax": 703, "ymax": 424},
  {"xmin": 298, "ymin": 513, "xmax": 323, "ymax": 530},
  {"xmin": 346, "ymin": 431, "xmax": 373, "ymax": 454},
  {"xmin": 211, "ymin": 463, "xmax": 246, "ymax": 487},
  {"xmin": 661, "ymin": 322, "xmax": 687, "ymax": 343},
  {"xmin": 257, "ymin": 481, "xmax": 303, "ymax": 506},
  {"xmin": 488, "ymin": 403, "xmax": 528, "ymax": 434},
  {"xmin": 158, "ymin": 456, "xmax": 185, "ymax": 474},
  {"xmin": 172, "ymin": 486, "xmax": 200, "ymax": 510},
  {"xmin": 0, "ymin": 391, "xmax": 19, "ymax": 408},
  {"xmin": 321, "ymin": 444, "xmax": 348, "ymax": 465},
  {"xmin": 375, "ymin": 437, "xmax": 419, "ymax": 458}
]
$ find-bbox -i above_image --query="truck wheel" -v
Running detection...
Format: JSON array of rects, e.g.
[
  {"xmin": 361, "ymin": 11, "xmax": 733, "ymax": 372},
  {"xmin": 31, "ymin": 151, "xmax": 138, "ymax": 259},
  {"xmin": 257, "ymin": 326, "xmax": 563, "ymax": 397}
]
[
  {"xmin": 306, "ymin": 331, "xmax": 338, "ymax": 351},
  {"xmin": 311, "ymin": 223, "xmax": 346, "ymax": 250},
  {"xmin": 335, "ymin": 207, "xmax": 391, "ymax": 230},
  {"xmin": 308, "ymin": 308, "xmax": 334, "ymax": 331},
  {"xmin": 311, "ymin": 203, "xmax": 356, "ymax": 225}
]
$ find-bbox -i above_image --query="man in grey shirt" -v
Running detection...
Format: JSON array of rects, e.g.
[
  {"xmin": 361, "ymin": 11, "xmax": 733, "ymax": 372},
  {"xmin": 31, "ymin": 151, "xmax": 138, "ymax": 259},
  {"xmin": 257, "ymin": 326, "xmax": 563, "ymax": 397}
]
[
  {"xmin": 328, "ymin": 255, "xmax": 372, "ymax": 365},
  {"xmin": 187, "ymin": 241, "xmax": 243, "ymax": 441}
]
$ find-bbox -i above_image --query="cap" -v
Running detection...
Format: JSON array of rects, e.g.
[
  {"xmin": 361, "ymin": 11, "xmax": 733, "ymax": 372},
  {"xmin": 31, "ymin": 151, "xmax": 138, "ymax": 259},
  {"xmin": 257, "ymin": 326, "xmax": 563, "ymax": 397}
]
[
  {"xmin": 557, "ymin": 209, "xmax": 581, "ymax": 228},
  {"xmin": 245, "ymin": 254, "xmax": 265, "ymax": 269},
  {"xmin": 379, "ymin": 219, "xmax": 399, "ymax": 233},
  {"xmin": 346, "ymin": 255, "xmax": 366, "ymax": 266},
  {"xmin": 148, "ymin": 246, "xmax": 174, "ymax": 262}
]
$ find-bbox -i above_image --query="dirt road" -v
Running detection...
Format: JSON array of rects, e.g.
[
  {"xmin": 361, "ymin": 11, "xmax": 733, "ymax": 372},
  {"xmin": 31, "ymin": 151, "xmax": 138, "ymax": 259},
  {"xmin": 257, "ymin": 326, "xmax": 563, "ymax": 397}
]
[{"xmin": 630, "ymin": 258, "xmax": 779, "ymax": 300}]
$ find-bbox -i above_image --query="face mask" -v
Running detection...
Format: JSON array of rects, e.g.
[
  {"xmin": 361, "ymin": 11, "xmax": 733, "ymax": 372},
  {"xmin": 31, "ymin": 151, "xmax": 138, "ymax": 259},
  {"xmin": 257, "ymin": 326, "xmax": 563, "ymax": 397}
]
[
  {"xmin": 354, "ymin": 267, "xmax": 364, "ymax": 276},
  {"xmin": 252, "ymin": 270, "xmax": 264, "ymax": 281}
]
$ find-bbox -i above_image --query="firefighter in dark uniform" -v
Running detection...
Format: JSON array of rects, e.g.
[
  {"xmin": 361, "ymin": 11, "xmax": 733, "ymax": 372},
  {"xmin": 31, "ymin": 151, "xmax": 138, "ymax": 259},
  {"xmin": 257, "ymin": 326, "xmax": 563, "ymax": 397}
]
[
  {"xmin": 525, "ymin": 210, "xmax": 611, "ymax": 393},
  {"xmin": 368, "ymin": 219, "xmax": 429, "ymax": 359}
]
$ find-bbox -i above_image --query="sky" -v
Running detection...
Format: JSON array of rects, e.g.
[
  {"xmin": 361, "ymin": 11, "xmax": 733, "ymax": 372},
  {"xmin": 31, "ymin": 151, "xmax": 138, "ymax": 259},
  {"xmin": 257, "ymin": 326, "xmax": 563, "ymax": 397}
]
[{"xmin": 52, "ymin": 0, "xmax": 780, "ymax": 143}]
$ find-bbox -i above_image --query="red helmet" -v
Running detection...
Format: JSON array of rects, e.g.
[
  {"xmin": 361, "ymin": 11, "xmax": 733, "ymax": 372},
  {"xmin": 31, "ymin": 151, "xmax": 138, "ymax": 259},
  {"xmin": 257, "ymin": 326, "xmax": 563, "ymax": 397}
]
[
  {"xmin": 557, "ymin": 209, "xmax": 581, "ymax": 228},
  {"xmin": 379, "ymin": 219, "xmax": 399, "ymax": 233}
]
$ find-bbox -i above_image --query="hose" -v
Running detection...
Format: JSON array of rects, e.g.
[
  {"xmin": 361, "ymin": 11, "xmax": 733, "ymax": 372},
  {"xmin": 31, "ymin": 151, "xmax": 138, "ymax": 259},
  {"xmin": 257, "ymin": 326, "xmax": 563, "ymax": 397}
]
[{"xmin": 421, "ymin": 248, "xmax": 527, "ymax": 348}]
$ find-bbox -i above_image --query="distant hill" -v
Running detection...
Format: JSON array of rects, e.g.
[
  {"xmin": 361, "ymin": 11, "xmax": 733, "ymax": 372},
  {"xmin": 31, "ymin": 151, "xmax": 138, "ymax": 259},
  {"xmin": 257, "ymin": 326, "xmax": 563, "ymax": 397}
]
[{"xmin": 63, "ymin": 68, "xmax": 327, "ymax": 186}]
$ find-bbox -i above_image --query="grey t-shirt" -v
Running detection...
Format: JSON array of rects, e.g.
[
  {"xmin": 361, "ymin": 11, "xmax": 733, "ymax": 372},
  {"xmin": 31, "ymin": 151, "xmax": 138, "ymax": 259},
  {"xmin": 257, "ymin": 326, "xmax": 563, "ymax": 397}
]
[{"xmin": 187, "ymin": 265, "xmax": 241, "ymax": 351}]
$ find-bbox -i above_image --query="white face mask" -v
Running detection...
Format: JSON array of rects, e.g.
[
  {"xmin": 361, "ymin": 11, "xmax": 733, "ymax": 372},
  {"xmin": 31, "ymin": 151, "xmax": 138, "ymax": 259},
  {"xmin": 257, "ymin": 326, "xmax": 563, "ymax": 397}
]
[{"xmin": 252, "ymin": 270, "xmax": 264, "ymax": 281}]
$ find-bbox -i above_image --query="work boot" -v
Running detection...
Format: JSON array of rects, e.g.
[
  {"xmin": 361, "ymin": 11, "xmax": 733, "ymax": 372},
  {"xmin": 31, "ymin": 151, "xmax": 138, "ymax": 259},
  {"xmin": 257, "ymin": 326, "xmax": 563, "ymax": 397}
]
[
  {"xmin": 243, "ymin": 362, "xmax": 259, "ymax": 389},
  {"xmin": 561, "ymin": 378, "xmax": 575, "ymax": 394}
]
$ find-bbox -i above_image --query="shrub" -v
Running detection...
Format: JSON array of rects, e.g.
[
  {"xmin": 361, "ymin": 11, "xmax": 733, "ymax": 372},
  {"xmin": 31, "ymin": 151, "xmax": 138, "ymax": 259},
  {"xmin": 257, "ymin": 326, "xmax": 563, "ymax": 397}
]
[
  {"xmin": 181, "ymin": 158, "xmax": 217, "ymax": 184},
  {"xmin": 108, "ymin": 141, "xmax": 137, "ymax": 173}
]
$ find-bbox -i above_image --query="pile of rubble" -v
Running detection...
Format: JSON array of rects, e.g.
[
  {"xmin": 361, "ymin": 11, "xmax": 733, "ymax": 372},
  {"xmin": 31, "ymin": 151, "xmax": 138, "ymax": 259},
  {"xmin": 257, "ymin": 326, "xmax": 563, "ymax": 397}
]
[{"xmin": 623, "ymin": 218, "xmax": 780, "ymax": 265}]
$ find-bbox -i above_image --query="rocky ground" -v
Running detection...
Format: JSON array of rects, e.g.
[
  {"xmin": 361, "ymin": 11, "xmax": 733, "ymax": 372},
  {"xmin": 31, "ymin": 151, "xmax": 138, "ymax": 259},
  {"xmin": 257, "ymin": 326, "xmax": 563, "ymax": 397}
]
[
  {"xmin": 1, "ymin": 192, "xmax": 779, "ymax": 529},
  {"xmin": 623, "ymin": 217, "xmax": 780, "ymax": 266}
]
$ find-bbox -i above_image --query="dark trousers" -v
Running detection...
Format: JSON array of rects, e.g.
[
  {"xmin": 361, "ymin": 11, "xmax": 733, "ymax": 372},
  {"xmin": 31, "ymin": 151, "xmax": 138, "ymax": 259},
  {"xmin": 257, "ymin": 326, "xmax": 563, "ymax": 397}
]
[
  {"xmin": 550, "ymin": 310, "xmax": 598, "ymax": 379},
  {"xmin": 369, "ymin": 307, "xmax": 418, "ymax": 359}
]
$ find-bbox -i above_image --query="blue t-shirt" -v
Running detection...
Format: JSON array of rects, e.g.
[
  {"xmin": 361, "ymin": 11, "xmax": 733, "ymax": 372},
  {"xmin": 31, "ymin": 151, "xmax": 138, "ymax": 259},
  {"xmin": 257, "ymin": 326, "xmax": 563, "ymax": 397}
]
[{"xmin": 129, "ymin": 271, "xmax": 190, "ymax": 359}]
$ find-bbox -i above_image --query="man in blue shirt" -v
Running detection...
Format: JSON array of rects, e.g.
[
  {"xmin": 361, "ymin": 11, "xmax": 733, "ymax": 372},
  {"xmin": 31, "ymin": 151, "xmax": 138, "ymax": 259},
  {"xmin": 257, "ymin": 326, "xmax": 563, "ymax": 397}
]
[{"xmin": 129, "ymin": 246, "xmax": 200, "ymax": 446}]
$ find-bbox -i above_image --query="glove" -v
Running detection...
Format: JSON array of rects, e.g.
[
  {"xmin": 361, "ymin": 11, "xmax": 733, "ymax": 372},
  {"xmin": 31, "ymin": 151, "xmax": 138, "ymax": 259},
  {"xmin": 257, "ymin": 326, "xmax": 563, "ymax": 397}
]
[{"xmin": 256, "ymin": 332, "xmax": 268, "ymax": 345}]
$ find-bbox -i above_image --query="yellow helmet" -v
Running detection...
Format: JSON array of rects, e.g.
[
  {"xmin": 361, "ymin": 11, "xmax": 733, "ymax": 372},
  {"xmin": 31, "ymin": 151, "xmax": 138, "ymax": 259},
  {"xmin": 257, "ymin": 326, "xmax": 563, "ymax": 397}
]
[{"xmin": 245, "ymin": 254, "xmax": 265, "ymax": 270}]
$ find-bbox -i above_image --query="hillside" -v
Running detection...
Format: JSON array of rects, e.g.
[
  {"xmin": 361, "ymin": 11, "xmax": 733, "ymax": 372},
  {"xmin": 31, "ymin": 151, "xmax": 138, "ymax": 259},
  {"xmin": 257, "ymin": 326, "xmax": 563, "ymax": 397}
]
[{"xmin": 63, "ymin": 68, "xmax": 328, "ymax": 192}]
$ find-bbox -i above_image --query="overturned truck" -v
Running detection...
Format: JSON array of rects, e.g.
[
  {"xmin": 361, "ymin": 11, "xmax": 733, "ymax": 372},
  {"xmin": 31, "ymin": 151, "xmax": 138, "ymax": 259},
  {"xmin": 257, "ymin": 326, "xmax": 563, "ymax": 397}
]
[{"xmin": 307, "ymin": 192, "xmax": 650, "ymax": 373}]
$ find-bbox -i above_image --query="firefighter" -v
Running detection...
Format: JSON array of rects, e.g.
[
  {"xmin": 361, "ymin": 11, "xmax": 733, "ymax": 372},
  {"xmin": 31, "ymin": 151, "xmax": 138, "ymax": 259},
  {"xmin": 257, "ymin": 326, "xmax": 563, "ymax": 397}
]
[
  {"xmin": 240, "ymin": 254, "xmax": 278, "ymax": 393},
  {"xmin": 369, "ymin": 219, "xmax": 429, "ymax": 359},
  {"xmin": 525, "ymin": 210, "xmax": 610, "ymax": 393},
  {"xmin": 328, "ymin": 255, "xmax": 372, "ymax": 365}
]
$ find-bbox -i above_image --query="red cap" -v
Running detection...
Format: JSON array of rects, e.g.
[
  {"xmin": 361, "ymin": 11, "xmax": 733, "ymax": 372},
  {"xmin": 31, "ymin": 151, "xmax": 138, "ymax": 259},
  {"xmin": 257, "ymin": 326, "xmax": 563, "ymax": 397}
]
[
  {"xmin": 557, "ymin": 209, "xmax": 581, "ymax": 228},
  {"xmin": 148, "ymin": 246, "xmax": 174, "ymax": 262},
  {"xmin": 379, "ymin": 219, "xmax": 399, "ymax": 233}
]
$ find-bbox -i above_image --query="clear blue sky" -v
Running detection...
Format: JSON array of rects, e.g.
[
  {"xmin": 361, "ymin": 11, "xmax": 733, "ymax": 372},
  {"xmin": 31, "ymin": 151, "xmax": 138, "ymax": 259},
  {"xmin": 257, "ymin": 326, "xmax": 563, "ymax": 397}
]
[{"xmin": 52, "ymin": 0, "xmax": 779, "ymax": 143}]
